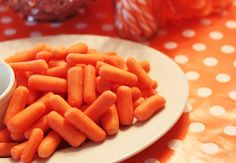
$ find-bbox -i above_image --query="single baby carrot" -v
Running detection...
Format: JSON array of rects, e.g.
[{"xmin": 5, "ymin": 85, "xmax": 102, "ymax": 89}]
[
  {"xmin": 47, "ymin": 111, "xmax": 86, "ymax": 147},
  {"xmin": 66, "ymin": 42, "xmax": 88, "ymax": 54},
  {"xmin": 0, "ymin": 143, "xmax": 16, "ymax": 157},
  {"xmin": 28, "ymin": 75, "xmax": 67, "ymax": 93},
  {"xmin": 133, "ymin": 97, "xmax": 145, "ymax": 109},
  {"xmin": 68, "ymin": 67, "xmax": 83, "ymax": 108},
  {"xmin": 96, "ymin": 76, "xmax": 113, "ymax": 93},
  {"xmin": 10, "ymin": 132, "xmax": 25, "ymax": 142},
  {"xmin": 4, "ymin": 86, "xmax": 29, "ymax": 125},
  {"xmin": 0, "ymin": 128, "xmax": 11, "ymax": 142},
  {"xmin": 7, "ymin": 102, "xmax": 46, "ymax": 133},
  {"xmin": 103, "ymin": 55, "xmax": 125, "ymax": 68},
  {"xmin": 100, "ymin": 105, "xmax": 119, "ymax": 136},
  {"xmin": 36, "ymin": 51, "xmax": 53, "ymax": 62},
  {"xmin": 45, "ymin": 63, "xmax": 68, "ymax": 78},
  {"xmin": 84, "ymin": 90, "xmax": 117, "ymax": 122},
  {"xmin": 131, "ymin": 87, "xmax": 141, "ymax": 100},
  {"xmin": 9, "ymin": 59, "xmax": 49, "ymax": 73},
  {"xmin": 48, "ymin": 60, "xmax": 67, "ymax": 68},
  {"xmin": 65, "ymin": 108, "xmax": 106, "ymax": 143},
  {"xmin": 36, "ymin": 92, "xmax": 54, "ymax": 113},
  {"xmin": 21, "ymin": 128, "xmax": 44, "ymax": 163},
  {"xmin": 27, "ymin": 89, "xmax": 41, "ymax": 105},
  {"xmin": 134, "ymin": 94, "xmax": 166, "ymax": 121},
  {"xmin": 66, "ymin": 53, "xmax": 104, "ymax": 65},
  {"xmin": 139, "ymin": 60, "xmax": 150, "ymax": 73},
  {"xmin": 11, "ymin": 141, "xmax": 27, "ymax": 160},
  {"xmin": 49, "ymin": 95, "xmax": 71, "ymax": 116},
  {"xmin": 24, "ymin": 114, "xmax": 50, "ymax": 139},
  {"xmin": 116, "ymin": 86, "xmax": 134, "ymax": 125},
  {"xmin": 38, "ymin": 131, "xmax": 61, "ymax": 158},
  {"xmin": 99, "ymin": 66, "xmax": 138, "ymax": 86},
  {"xmin": 51, "ymin": 46, "xmax": 67, "ymax": 59},
  {"xmin": 83, "ymin": 65, "xmax": 96, "ymax": 104},
  {"xmin": 5, "ymin": 43, "xmax": 46, "ymax": 63},
  {"xmin": 126, "ymin": 57, "xmax": 153, "ymax": 88}
]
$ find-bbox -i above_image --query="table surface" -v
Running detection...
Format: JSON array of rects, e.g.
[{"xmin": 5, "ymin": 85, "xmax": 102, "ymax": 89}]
[{"xmin": 0, "ymin": 1, "xmax": 236, "ymax": 163}]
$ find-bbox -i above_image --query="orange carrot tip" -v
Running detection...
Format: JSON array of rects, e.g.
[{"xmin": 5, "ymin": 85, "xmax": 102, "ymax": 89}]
[
  {"xmin": 9, "ymin": 59, "xmax": 49, "ymax": 73},
  {"xmin": 48, "ymin": 60, "xmax": 67, "ymax": 68},
  {"xmin": 49, "ymin": 95, "xmax": 72, "ymax": 116},
  {"xmin": 0, "ymin": 128, "xmax": 11, "ymax": 143},
  {"xmin": 103, "ymin": 55, "xmax": 125, "ymax": 68},
  {"xmin": 133, "ymin": 97, "xmax": 145, "ymax": 109},
  {"xmin": 66, "ymin": 42, "xmax": 88, "ymax": 54},
  {"xmin": 139, "ymin": 60, "xmax": 150, "ymax": 73},
  {"xmin": 36, "ymin": 51, "xmax": 53, "ymax": 62},
  {"xmin": 0, "ymin": 143, "xmax": 17, "ymax": 157},
  {"xmin": 51, "ymin": 46, "xmax": 67, "ymax": 59},
  {"xmin": 131, "ymin": 87, "xmax": 142, "ymax": 100},
  {"xmin": 11, "ymin": 141, "xmax": 27, "ymax": 160},
  {"xmin": 45, "ymin": 63, "xmax": 68, "ymax": 78}
]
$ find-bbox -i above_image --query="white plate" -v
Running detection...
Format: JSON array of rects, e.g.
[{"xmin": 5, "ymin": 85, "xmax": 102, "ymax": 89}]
[{"xmin": 0, "ymin": 35, "xmax": 188, "ymax": 163}]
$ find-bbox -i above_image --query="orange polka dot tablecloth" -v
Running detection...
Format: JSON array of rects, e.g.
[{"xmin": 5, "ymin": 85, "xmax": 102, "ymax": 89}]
[{"xmin": 0, "ymin": 0, "xmax": 236, "ymax": 163}]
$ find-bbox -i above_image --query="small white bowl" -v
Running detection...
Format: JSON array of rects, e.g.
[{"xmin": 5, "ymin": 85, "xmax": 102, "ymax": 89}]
[{"xmin": 0, "ymin": 61, "xmax": 15, "ymax": 129}]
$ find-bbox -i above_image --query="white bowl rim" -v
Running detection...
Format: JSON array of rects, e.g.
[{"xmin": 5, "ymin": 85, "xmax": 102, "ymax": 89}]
[{"xmin": 0, "ymin": 61, "xmax": 15, "ymax": 100}]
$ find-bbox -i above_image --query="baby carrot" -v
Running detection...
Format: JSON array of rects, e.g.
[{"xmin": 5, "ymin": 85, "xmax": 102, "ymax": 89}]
[
  {"xmin": 45, "ymin": 63, "xmax": 68, "ymax": 78},
  {"xmin": 36, "ymin": 51, "xmax": 53, "ymax": 62},
  {"xmin": 133, "ymin": 97, "xmax": 145, "ymax": 109},
  {"xmin": 96, "ymin": 76, "xmax": 113, "ymax": 93},
  {"xmin": 66, "ymin": 42, "xmax": 88, "ymax": 54},
  {"xmin": 48, "ymin": 60, "xmax": 67, "ymax": 68},
  {"xmin": 11, "ymin": 141, "xmax": 27, "ymax": 160},
  {"xmin": 5, "ymin": 43, "xmax": 46, "ymax": 63},
  {"xmin": 0, "ymin": 128, "xmax": 11, "ymax": 142},
  {"xmin": 95, "ymin": 61, "xmax": 112, "ymax": 74},
  {"xmin": 83, "ymin": 65, "xmax": 96, "ymax": 104},
  {"xmin": 36, "ymin": 92, "xmax": 54, "ymax": 113},
  {"xmin": 0, "ymin": 143, "xmax": 16, "ymax": 157},
  {"xmin": 100, "ymin": 105, "xmax": 119, "ymax": 136},
  {"xmin": 131, "ymin": 87, "xmax": 141, "ymax": 100},
  {"xmin": 99, "ymin": 66, "xmax": 138, "ymax": 86},
  {"xmin": 134, "ymin": 94, "xmax": 166, "ymax": 121},
  {"xmin": 21, "ymin": 128, "xmax": 44, "ymax": 163},
  {"xmin": 27, "ymin": 89, "xmax": 41, "ymax": 105},
  {"xmin": 51, "ymin": 46, "xmax": 67, "ymax": 59},
  {"xmin": 24, "ymin": 114, "xmax": 49, "ymax": 139},
  {"xmin": 7, "ymin": 102, "xmax": 46, "ymax": 133},
  {"xmin": 139, "ymin": 60, "xmax": 150, "ymax": 73},
  {"xmin": 9, "ymin": 59, "xmax": 49, "ymax": 73},
  {"xmin": 47, "ymin": 111, "xmax": 86, "ymax": 147},
  {"xmin": 103, "ymin": 55, "xmax": 125, "ymax": 68},
  {"xmin": 4, "ymin": 86, "xmax": 29, "ymax": 125},
  {"xmin": 38, "ymin": 131, "xmax": 61, "ymax": 158},
  {"xmin": 66, "ymin": 53, "xmax": 104, "ymax": 65},
  {"xmin": 49, "ymin": 95, "xmax": 71, "ymax": 116},
  {"xmin": 65, "ymin": 108, "xmax": 106, "ymax": 143},
  {"xmin": 126, "ymin": 57, "xmax": 153, "ymax": 88},
  {"xmin": 28, "ymin": 75, "xmax": 67, "ymax": 93},
  {"xmin": 68, "ymin": 67, "xmax": 83, "ymax": 108},
  {"xmin": 10, "ymin": 133, "xmax": 25, "ymax": 142},
  {"xmin": 84, "ymin": 90, "xmax": 117, "ymax": 122},
  {"xmin": 116, "ymin": 86, "xmax": 134, "ymax": 125}
]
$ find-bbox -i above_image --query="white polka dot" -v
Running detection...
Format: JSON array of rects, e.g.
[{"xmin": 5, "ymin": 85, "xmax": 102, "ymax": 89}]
[
  {"xmin": 225, "ymin": 20, "xmax": 236, "ymax": 29},
  {"xmin": 221, "ymin": 45, "xmax": 235, "ymax": 54},
  {"xmin": 209, "ymin": 105, "xmax": 225, "ymax": 116},
  {"xmin": 203, "ymin": 57, "xmax": 218, "ymax": 67},
  {"xmin": 50, "ymin": 22, "xmax": 62, "ymax": 28},
  {"xmin": 233, "ymin": 60, "xmax": 236, "ymax": 67},
  {"xmin": 4, "ymin": 28, "xmax": 16, "ymax": 36},
  {"xmin": 30, "ymin": 31, "xmax": 42, "ymax": 37},
  {"xmin": 101, "ymin": 24, "xmax": 114, "ymax": 31},
  {"xmin": 229, "ymin": 90, "xmax": 236, "ymax": 101},
  {"xmin": 157, "ymin": 29, "xmax": 167, "ymax": 36},
  {"xmin": 0, "ymin": 5, "xmax": 7, "ymax": 12},
  {"xmin": 168, "ymin": 139, "xmax": 183, "ymax": 151},
  {"xmin": 199, "ymin": 18, "xmax": 211, "ymax": 26},
  {"xmin": 209, "ymin": 31, "xmax": 223, "ymax": 40},
  {"xmin": 189, "ymin": 122, "xmax": 205, "ymax": 133},
  {"xmin": 197, "ymin": 87, "xmax": 212, "ymax": 97},
  {"xmin": 182, "ymin": 29, "xmax": 195, "ymax": 38},
  {"xmin": 78, "ymin": 8, "xmax": 86, "ymax": 15},
  {"xmin": 184, "ymin": 103, "xmax": 192, "ymax": 112},
  {"xmin": 75, "ymin": 22, "xmax": 88, "ymax": 29},
  {"xmin": 0, "ymin": 16, "xmax": 12, "ymax": 24},
  {"xmin": 174, "ymin": 55, "xmax": 189, "ymax": 64},
  {"xmin": 144, "ymin": 158, "xmax": 160, "ymax": 163},
  {"xmin": 224, "ymin": 126, "xmax": 236, "ymax": 136},
  {"xmin": 216, "ymin": 73, "xmax": 231, "ymax": 83},
  {"xmin": 164, "ymin": 41, "xmax": 178, "ymax": 50},
  {"xmin": 202, "ymin": 143, "xmax": 220, "ymax": 154},
  {"xmin": 192, "ymin": 43, "xmax": 207, "ymax": 52},
  {"xmin": 185, "ymin": 71, "xmax": 200, "ymax": 81}
]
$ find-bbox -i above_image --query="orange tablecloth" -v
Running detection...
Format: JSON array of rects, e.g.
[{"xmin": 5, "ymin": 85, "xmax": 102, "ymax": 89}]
[{"xmin": 1, "ymin": 1, "xmax": 236, "ymax": 162}]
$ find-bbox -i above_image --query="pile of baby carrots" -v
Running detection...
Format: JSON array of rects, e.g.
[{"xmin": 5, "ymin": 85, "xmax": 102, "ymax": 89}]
[{"xmin": 0, "ymin": 42, "xmax": 166, "ymax": 162}]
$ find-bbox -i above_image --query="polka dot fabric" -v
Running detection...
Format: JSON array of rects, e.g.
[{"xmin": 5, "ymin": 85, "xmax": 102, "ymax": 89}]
[{"xmin": 0, "ymin": 1, "xmax": 236, "ymax": 163}]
